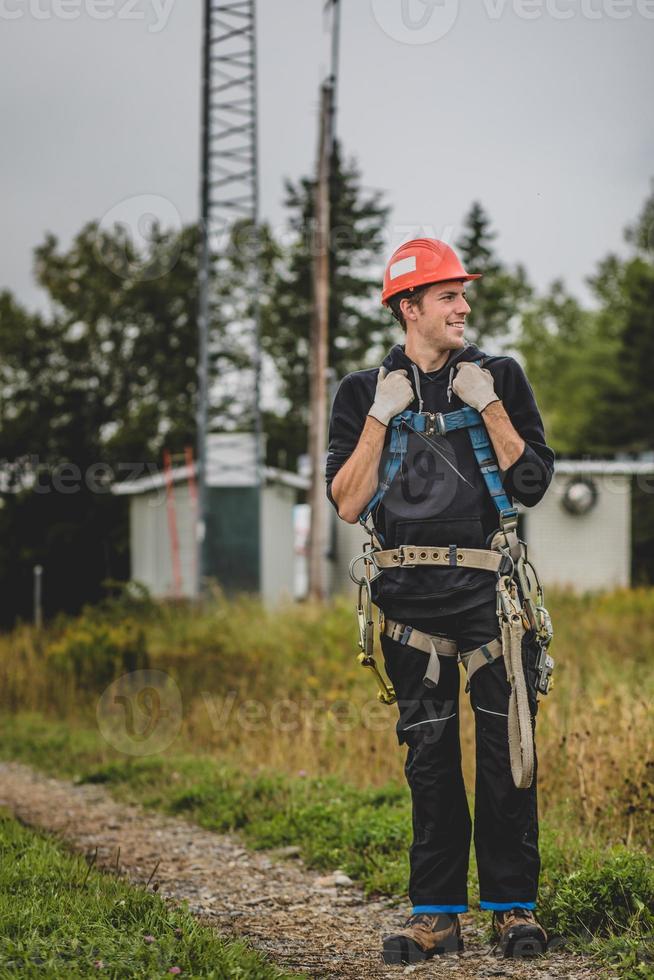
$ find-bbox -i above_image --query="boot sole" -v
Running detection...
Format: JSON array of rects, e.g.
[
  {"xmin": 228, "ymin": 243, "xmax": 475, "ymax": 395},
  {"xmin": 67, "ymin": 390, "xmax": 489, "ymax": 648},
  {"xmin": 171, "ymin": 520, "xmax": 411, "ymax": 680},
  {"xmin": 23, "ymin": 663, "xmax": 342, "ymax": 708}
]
[
  {"xmin": 500, "ymin": 933, "xmax": 547, "ymax": 959},
  {"xmin": 382, "ymin": 935, "xmax": 463, "ymax": 964}
]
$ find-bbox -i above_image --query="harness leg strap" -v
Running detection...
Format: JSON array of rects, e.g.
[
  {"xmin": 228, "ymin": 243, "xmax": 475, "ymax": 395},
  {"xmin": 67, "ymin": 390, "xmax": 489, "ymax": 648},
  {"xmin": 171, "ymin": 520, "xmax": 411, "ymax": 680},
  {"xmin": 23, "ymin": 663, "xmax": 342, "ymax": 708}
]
[
  {"xmin": 424, "ymin": 639, "xmax": 442, "ymax": 688},
  {"xmin": 383, "ymin": 618, "xmax": 458, "ymax": 689},
  {"xmin": 503, "ymin": 614, "xmax": 534, "ymax": 790},
  {"xmin": 459, "ymin": 637, "xmax": 503, "ymax": 692}
]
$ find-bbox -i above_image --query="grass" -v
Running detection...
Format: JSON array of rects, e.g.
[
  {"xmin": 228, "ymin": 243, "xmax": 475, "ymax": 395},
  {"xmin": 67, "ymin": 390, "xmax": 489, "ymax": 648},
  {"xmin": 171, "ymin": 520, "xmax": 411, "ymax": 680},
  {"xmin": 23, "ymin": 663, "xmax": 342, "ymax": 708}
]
[
  {"xmin": 0, "ymin": 585, "xmax": 653, "ymax": 977},
  {"xmin": 1, "ymin": 585, "xmax": 652, "ymax": 846},
  {"xmin": 0, "ymin": 808, "xmax": 301, "ymax": 979},
  {"xmin": 1, "ymin": 713, "xmax": 652, "ymax": 979}
]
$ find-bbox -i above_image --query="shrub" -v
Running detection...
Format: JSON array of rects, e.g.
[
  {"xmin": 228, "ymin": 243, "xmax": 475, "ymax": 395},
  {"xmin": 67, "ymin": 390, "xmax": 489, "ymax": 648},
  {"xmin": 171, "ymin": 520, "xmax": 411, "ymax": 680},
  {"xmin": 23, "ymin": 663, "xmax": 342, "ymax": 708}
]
[
  {"xmin": 541, "ymin": 845, "xmax": 654, "ymax": 939},
  {"xmin": 46, "ymin": 616, "xmax": 149, "ymax": 690}
]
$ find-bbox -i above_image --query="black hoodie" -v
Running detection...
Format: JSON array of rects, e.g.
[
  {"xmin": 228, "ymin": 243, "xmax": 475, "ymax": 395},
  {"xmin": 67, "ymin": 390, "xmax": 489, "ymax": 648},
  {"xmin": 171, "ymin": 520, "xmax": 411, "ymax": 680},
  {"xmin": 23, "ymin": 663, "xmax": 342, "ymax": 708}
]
[{"xmin": 325, "ymin": 343, "xmax": 555, "ymax": 621}]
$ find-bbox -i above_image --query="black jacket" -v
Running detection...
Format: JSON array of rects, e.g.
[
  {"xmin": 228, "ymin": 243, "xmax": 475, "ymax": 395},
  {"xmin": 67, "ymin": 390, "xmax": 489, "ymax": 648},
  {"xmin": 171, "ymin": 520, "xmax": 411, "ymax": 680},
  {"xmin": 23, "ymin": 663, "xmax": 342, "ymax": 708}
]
[{"xmin": 325, "ymin": 343, "xmax": 555, "ymax": 620}]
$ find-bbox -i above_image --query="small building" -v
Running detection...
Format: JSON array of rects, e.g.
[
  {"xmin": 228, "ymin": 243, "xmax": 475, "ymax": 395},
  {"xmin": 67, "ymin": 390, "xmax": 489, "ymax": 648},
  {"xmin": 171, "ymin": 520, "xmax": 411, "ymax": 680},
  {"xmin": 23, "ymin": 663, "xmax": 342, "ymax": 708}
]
[
  {"xmin": 327, "ymin": 460, "xmax": 654, "ymax": 595},
  {"xmin": 113, "ymin": 434, "xmax": 309, "ymax": 605}
]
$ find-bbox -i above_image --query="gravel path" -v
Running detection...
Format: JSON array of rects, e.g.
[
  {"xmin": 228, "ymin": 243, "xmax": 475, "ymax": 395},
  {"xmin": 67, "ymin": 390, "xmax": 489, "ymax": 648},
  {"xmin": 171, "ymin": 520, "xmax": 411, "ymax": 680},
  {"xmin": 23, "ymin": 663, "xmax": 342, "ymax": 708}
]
[{"xmin": 0, "ymin": 762, "xmax": 608, "ymax": 979}]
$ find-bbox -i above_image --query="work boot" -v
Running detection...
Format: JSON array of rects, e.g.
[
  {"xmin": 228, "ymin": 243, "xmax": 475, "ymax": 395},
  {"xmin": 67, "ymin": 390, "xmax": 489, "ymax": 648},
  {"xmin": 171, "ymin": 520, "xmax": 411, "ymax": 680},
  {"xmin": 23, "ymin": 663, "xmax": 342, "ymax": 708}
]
[
  {"xmin": 382, "ymin": 912, "xmax": 463, "ymax": 964},
  {"xmin": 492, "ymin": 907, "xmax": 547, "ymax": 958}
]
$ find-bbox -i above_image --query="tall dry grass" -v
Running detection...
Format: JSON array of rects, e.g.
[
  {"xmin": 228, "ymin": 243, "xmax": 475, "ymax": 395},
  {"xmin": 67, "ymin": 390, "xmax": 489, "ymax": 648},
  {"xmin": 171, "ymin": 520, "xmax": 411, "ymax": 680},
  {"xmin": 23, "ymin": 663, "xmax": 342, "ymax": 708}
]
[{"xmin": 0, "ymin": 586, "xmax": 652, "ymax": 847}]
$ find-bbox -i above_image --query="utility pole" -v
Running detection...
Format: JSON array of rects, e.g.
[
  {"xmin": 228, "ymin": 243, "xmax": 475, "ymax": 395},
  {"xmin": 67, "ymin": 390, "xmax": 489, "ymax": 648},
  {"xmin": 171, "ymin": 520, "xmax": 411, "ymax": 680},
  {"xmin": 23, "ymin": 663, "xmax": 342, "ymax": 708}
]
[
  {"xmin": 307, "ymin": 0, "xmax": 340, "ymax": 602},
  {"xmin": 307, "ymin": 80, "xmax": 333, "ymax": 601}
]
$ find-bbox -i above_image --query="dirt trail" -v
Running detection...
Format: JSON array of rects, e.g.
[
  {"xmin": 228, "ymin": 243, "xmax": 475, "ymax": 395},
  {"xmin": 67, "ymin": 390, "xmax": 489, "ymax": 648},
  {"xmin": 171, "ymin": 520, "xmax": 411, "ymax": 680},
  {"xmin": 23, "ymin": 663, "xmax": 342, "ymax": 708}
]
[{"xmin": 0, "ymin": 762, "xmax": 606, "ymax": 979}]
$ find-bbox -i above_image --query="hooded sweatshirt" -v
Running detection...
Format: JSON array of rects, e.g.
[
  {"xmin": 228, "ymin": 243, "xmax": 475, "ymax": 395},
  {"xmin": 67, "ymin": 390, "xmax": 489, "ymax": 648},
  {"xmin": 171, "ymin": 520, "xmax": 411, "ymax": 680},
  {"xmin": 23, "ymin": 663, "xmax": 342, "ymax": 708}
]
[{"xmin": 325, "ymin": 343, "xmax": 555, "ymax": 621}]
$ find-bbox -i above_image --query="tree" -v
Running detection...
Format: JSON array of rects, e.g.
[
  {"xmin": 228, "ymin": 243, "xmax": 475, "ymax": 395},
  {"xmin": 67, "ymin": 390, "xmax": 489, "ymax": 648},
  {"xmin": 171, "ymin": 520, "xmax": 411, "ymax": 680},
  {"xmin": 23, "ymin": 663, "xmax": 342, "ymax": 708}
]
[
  {"xmin": 518, "ymin": 280, "xmax": 621, "ymax": 455},
  {"xmin": 262, "ymin": 144, "xmax": 394, "ymax": 470},
  {"xmin": 517, "ymin": 182, "xmax": 654, "ymax": 582},
  {"xmin": 456, "ymin": 201, "xmax": 532, "ymax": 348},
  {"xmin": 0, "ymin": 218, "xmax": 274, "ymax": 624}
]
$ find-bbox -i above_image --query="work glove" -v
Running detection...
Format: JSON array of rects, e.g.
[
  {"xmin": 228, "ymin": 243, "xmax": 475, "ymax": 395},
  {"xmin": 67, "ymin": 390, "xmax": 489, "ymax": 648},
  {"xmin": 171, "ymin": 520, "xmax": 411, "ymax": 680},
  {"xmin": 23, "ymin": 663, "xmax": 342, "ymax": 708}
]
[
  {"xmin": 452, "ymin": 362, "xmax": 500, "ymax": 413},
  {"xmin": 367, "ymin": 367, "xmax": 415, "ymax": 427}
]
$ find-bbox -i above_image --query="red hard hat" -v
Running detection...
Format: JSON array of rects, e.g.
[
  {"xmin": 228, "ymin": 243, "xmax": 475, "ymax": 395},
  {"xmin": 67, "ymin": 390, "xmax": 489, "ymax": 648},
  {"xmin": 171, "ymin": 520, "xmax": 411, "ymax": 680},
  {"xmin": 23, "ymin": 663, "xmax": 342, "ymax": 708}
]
[{"xmin": 381, "ymin": 238, "xmax": 481, "ymax": 306}]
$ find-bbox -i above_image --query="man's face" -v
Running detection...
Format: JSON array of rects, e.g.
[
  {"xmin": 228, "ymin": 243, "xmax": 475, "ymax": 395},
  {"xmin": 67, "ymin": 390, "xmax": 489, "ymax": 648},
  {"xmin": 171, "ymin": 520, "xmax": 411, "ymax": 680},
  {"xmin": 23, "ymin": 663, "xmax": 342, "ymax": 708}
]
[{"xmin": 402, "ymin": 280, "xmax": 472, "ymax": 350}]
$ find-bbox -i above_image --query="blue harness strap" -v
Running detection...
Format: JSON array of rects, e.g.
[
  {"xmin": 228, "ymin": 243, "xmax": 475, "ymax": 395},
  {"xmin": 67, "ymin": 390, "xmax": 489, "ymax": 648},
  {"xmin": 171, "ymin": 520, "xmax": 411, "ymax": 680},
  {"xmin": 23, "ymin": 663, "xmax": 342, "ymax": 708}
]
[
  {"xmin": 359, "ymin": 364, "xmax": 517, "ymax": 534},
  {"xmin": 360, "ymin": 410, "xmax": 426, "ymax": 522},
  {"xmin": 438, "ymin": 405, "xmax": 516, "ymax": 521}
]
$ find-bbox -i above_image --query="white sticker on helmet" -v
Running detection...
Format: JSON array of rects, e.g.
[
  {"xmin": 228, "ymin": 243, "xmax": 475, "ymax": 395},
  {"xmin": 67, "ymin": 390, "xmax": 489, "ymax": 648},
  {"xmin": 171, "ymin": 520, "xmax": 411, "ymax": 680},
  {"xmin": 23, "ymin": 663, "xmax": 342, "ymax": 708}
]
[{"xmin": 389, "ymin": 256, "xmax": 417, "ymax": 280}]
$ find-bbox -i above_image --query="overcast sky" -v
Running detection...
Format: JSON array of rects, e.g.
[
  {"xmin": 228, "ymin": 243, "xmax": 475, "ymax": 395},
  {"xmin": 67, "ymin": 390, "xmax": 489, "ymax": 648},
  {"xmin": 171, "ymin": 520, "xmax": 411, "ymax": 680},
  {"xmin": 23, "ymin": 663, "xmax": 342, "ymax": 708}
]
[{"xmin": 1, "ymin": 0, "xmax": 652, "ymax": 317}]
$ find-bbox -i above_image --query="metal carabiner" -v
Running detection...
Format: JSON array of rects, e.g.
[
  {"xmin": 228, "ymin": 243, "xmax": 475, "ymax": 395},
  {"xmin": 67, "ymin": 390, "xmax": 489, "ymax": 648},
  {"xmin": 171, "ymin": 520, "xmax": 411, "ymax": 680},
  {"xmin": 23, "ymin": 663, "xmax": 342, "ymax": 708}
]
[
  {"xmin": 354, "ymin": 577, "xmax": 396, "ymax": 704},
  {"xmin": 348, "ymin": 548, "xmax": 383, "ymax": 586},
  {"xmin": 356, "ymin": 577, "xmax": 374, "ymax": 659}
]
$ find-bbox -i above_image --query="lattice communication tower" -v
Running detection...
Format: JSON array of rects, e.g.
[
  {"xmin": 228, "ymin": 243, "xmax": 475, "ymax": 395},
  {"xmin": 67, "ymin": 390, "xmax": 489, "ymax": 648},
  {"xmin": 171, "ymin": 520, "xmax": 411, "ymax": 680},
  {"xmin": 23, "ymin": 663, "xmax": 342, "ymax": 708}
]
[{"xmin": 196, "ymin": 0, "xmax": 262, "ymax": 591}]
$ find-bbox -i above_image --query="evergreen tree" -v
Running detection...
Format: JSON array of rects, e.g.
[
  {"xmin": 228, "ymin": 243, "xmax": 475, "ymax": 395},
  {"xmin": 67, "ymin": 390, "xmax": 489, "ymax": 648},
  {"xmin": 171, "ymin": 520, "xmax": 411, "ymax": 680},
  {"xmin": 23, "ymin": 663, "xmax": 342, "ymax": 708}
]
[
  {"xmin": 456, "ymin": 201, "xmax": 532, "ymax": 347},
  {"xmin": 262, "ymin": 144, "xmax": 394, "ymax": 470}
]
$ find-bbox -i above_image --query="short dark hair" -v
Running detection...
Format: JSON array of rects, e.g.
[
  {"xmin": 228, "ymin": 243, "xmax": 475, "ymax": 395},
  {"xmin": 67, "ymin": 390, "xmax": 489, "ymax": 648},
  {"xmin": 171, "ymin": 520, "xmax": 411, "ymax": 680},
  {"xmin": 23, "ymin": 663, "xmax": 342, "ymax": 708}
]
[{"xmin": 387, "ymin": 282, "xmax": 434, "ymax": 331}]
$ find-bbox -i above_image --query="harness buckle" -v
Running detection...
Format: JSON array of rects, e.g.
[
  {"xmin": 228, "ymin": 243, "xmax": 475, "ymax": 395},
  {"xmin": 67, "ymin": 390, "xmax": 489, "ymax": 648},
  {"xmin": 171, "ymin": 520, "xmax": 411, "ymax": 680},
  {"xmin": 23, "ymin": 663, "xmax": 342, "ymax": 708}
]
[
  {"xmin": 395, "ymin": 623, "xmax": 413, "ymax": 646},
  {"xmin": 424, "ymin": 412, "xmax": 437, "ymax": 437},
  {"xmin": 499, "ymin": 507, "xmax": 519, "ymax": 533},
  {"xmin": 397, "ymin": 545, "xmax": 416, "ymax": 568},
  {"xmin": 497, "ymin": 574, "xmax": 522, "ymax": 621},
  {"xmin": 536, "ymin": 648, "xmax": 555, "ymax": 695}
]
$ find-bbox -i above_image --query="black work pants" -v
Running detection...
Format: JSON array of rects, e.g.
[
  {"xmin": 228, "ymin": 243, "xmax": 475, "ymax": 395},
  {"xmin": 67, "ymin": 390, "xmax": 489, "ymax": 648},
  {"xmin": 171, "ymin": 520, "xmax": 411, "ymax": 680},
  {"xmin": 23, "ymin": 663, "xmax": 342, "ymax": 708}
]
[{"xmin": 380, "ymin": 599, "xmax": 540, "ymax": 912}]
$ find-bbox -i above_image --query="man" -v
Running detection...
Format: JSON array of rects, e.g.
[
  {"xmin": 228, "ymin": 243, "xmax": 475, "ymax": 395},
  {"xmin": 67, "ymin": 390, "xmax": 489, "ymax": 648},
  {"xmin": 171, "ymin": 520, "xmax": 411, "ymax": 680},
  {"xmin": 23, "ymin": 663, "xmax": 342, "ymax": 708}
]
[{"xmin": 325, "ymin": 238, "xmax": 554, "ymax": 963}]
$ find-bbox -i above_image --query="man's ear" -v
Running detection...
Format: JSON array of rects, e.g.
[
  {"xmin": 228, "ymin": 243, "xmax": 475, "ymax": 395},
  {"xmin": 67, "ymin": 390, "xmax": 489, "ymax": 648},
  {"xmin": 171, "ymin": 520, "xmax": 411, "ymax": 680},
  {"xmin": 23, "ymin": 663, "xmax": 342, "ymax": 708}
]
[{"xmin": 399, "ymin": 296, "xmax": 416, "ymax": 322}]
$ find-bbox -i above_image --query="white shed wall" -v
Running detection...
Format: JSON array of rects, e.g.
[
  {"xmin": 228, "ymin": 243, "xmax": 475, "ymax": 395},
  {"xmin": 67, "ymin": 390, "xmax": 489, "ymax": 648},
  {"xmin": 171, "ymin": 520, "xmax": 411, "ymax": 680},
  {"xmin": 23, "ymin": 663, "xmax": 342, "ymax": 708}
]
[
  {"xmin": 330, "ymin": 514, "xmax": 369, "ymax": 597},
  {"xmin": 130, "ymin": 483, "xmax": 196, "ymax": 598},
  {"xmin": 261, "ymin": 484, "xmax": 296, "ymax": 606},
  {"xmin": 524, "ymin": 473, "xmax": 631, "ymax": 591}
]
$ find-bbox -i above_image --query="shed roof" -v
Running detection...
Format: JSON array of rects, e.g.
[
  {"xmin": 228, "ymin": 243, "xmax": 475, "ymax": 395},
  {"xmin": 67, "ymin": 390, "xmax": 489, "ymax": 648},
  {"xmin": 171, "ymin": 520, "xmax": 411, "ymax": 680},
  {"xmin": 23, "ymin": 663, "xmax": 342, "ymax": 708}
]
[
  {"xmin": 554, "ymin": 460, "xmax": 654, "ymax": 475},
  {"xmin": 112, "ymin": 463, "xmax": 310, "ymax": 496}
]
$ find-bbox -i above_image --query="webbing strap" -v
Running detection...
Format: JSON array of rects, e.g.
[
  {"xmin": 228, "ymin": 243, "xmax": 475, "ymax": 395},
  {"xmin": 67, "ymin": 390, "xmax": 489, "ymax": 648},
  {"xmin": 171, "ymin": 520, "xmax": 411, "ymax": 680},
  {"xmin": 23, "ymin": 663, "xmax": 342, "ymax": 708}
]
[
  {"xmin": 358, "ymin": 370, "xmax": 517, "ymax": 531},
  {"xmin": 383, "ymin": 618, "xmax": 457, "ymax": 689},
  {"xmin": 374, "ymin": 545, "xmax": 508, "ymax": 573},
  {"xmin": 359, "ymin": 408, "xmax": 518, "ymax": 527},
  {"xmin": 437, "ymin": 405, "xmax": 516, "ymax": 525},
  {"xmin": 360, "ymin": 411, "xmax": 422, "ymax": 525},
  {"xmin": 383, "ymin": 619, "xmax": 503, "ymax": 691}
]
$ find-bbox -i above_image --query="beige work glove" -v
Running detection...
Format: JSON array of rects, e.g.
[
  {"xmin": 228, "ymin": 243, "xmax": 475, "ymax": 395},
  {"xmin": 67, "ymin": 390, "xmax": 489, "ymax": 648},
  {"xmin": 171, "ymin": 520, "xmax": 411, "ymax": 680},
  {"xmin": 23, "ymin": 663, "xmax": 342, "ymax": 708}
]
[
  {"xmin": 368, "ymin": 367, "xmax": 415, "ymax": 426},
  {"xmin": 452, "ymin": 362, "xmax": 500, "ymax": 413}
]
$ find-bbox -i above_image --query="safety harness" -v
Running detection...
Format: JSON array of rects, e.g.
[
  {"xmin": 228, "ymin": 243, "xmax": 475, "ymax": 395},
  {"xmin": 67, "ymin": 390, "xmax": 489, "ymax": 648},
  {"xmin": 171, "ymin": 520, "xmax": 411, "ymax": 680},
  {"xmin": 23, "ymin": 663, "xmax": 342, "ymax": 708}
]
[{"xmin": 349, "ymin": 364, "xmax": 554, "ymax": 790}]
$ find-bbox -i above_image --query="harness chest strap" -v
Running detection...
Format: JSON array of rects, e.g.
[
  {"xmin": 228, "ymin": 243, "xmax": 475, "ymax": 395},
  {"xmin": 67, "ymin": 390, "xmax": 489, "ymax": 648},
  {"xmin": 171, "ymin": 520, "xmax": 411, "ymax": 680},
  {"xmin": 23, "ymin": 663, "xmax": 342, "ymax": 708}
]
[{"xmin": 384, "ymin": 618, "xmax": 503, "ymax": 689}]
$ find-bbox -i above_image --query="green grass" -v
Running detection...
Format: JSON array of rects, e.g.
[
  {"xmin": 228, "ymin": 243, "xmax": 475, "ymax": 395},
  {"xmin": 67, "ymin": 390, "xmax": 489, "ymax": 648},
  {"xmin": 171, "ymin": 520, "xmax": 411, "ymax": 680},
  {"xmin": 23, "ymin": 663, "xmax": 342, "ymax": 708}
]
[
  {"xmin": 0, "ymin": 808, "xmax": 301, "ymax": 979},
  {"xmin": 2, "ymin": 585, "xmax": 653, "ymax": 848},
  {"xmin": 1, "ymin": 712, "xmax": 653, "ymax": 979},
  {"xmin": 1, "ymin": 586, "xmax": 653, "ymax": 978}
]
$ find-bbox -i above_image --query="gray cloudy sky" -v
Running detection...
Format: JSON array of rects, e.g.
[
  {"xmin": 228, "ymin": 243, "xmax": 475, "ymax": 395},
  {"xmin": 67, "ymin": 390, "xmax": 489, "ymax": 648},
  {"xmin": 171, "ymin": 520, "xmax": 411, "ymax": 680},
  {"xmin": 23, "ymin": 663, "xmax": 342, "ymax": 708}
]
[{"xmin": 1, "ymin": 0, "xmax": 653, "ymax": 315}]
